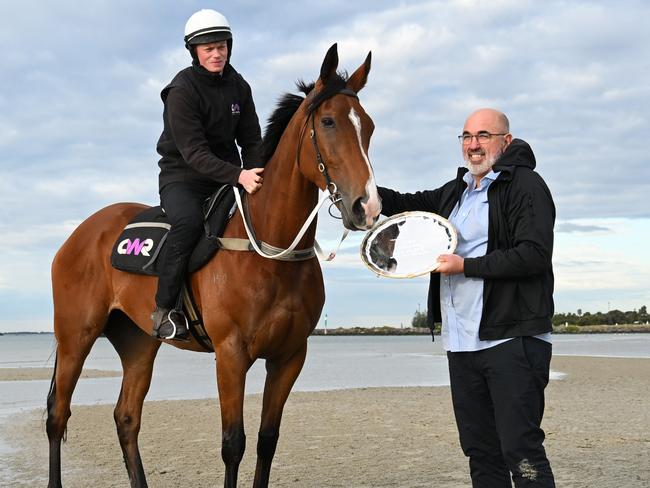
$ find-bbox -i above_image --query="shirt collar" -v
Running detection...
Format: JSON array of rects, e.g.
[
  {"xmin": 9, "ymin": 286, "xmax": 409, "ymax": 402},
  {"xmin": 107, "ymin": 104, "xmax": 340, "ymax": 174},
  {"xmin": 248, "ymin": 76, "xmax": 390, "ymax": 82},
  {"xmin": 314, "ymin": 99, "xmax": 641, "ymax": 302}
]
[{"xmin": 463, "ymin": 168, "xmax": 501, "ymax": 190}]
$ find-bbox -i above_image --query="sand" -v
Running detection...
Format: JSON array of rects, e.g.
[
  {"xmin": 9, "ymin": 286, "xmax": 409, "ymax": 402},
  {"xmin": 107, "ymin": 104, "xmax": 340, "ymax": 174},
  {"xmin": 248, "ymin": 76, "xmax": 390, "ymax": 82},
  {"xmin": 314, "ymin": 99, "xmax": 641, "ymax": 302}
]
[
  {"xmin": 1, "ymin": 355, "xmax": 648, "ymax": 487},
  {"xmin": 0, "ymin": 368, "xmax": 120, "ymax": 382}
]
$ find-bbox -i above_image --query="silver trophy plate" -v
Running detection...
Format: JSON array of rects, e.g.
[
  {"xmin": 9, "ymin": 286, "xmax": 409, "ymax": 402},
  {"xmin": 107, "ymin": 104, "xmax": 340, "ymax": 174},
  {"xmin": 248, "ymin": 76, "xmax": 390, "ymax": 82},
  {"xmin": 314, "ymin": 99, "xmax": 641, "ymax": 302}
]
[{"xmin": 360, "ymin": 211, "xmax": 458, "ymax": 278}]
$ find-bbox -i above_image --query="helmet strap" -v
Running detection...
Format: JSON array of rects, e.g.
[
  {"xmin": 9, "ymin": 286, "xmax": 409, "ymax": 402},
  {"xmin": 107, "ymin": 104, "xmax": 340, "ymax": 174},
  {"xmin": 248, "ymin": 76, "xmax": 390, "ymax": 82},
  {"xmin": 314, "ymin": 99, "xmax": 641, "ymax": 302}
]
[{"xmin": 188, "ymin": 45, "xmax": 198, "ymax": 62}]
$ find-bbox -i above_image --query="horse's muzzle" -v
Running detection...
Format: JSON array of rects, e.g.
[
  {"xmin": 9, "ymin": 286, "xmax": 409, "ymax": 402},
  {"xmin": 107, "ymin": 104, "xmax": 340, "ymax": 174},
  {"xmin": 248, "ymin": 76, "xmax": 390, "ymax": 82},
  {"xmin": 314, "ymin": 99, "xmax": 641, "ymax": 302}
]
[{"xmin": 346, "ymin": 194, "xmax": 381, "ymax": 230}]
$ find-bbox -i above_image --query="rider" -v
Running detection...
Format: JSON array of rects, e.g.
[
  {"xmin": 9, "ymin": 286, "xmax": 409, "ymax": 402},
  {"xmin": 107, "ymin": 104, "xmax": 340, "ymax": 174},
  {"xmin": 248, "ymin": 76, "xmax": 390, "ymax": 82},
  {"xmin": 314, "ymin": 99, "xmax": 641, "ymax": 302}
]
[{"xmin": 152, "ymin": 9, "xmax": 264, "ymax": 341}]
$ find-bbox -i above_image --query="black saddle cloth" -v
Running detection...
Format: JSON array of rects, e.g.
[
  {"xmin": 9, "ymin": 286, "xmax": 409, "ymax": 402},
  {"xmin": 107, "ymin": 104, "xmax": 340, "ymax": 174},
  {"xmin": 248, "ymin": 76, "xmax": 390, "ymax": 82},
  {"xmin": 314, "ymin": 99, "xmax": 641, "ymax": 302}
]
[{"xmin": 110, "ymin": 185, "xmax": 236, "ymax": 276}]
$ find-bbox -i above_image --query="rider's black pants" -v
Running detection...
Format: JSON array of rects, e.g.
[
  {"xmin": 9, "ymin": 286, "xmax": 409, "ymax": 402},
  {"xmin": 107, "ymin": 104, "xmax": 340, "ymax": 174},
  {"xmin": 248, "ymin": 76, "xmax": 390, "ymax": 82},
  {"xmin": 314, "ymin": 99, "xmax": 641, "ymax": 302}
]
[
  {"xmin": 447, "ymin": 337, "xmax": 555, "ymax": 488},
  {"xmin": 155, "ymin": 181, "xmax": 216, "ymax": 309}
]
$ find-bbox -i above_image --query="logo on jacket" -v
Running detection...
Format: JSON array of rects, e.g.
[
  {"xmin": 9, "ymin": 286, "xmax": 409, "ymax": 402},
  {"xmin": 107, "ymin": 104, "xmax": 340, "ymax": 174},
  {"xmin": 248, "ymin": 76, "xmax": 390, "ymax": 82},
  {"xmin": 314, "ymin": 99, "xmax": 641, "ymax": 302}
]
[{"xmin": 231, "ymin": 103, "xmax": 240, "ymax": 115}]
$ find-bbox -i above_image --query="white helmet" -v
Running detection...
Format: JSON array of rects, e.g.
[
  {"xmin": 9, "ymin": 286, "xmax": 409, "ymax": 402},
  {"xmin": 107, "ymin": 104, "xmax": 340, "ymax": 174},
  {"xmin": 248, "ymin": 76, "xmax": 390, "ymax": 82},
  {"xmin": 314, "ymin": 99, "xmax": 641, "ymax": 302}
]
[{"xmin": 184, "ymin": 9, "xmax": 232, "ymax": 47}]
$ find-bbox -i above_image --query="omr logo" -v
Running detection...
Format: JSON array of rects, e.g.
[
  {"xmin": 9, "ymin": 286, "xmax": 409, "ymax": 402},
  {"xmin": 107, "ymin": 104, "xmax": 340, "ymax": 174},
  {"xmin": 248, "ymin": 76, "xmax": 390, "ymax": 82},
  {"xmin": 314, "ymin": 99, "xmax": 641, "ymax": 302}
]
[{"xmin": 117, "ymin": 238, "xmax": 154, "ymax": 256}]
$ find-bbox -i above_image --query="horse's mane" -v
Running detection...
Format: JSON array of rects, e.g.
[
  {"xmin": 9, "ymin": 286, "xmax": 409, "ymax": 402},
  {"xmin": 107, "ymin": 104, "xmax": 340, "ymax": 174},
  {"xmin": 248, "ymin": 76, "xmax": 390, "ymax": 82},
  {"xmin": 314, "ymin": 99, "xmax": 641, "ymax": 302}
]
[{"xmin": 262, "ymin": 73, "xmax": 348, "ymax": 163}]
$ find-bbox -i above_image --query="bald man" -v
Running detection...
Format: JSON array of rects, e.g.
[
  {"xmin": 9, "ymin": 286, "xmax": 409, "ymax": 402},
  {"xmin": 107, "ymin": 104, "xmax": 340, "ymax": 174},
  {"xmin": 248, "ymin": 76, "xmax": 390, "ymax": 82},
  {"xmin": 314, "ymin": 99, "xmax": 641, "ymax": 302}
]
[{"xmin": 378, "ymin": 109, "xmax": 556, "ymax": 487}]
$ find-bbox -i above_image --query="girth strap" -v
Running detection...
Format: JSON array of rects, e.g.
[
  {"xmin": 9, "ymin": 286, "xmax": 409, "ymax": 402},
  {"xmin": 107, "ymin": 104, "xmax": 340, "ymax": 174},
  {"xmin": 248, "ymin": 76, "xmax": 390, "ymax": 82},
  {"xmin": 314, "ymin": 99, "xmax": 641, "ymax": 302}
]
[{"xmin": 217, "ymin": 237, "xmax": 316, "ymax": 261}]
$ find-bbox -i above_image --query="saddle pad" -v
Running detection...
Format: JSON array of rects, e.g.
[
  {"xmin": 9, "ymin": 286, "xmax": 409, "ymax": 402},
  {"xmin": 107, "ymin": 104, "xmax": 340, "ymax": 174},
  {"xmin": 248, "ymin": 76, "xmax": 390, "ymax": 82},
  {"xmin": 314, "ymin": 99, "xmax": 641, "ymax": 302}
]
[
  {"xmin": 110, "ymin": 185, "xmax": 236, "ymax": 276},
  {"xmin": 110, "ymin": 207, "xmax": 169, "ymax": 275}
]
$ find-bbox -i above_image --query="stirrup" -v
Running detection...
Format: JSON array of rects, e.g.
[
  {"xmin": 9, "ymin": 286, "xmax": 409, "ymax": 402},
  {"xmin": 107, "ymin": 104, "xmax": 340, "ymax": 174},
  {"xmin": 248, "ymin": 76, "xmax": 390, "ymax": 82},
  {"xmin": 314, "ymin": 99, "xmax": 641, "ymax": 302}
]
[{"xmin": 152, "ymin": 308, "xmax": 190, "ymax": 342}]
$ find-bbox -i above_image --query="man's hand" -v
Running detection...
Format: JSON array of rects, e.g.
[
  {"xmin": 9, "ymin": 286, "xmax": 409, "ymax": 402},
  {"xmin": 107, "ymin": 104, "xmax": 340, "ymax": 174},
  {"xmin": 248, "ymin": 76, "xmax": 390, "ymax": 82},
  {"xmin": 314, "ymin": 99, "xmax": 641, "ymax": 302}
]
[
  {"xmin": 238, "ymin": 168, "xmax": 264, "ymax": 194},
  {"xmin": 436, "ymin": 254, "xmax": 464, "ymax": 275}
]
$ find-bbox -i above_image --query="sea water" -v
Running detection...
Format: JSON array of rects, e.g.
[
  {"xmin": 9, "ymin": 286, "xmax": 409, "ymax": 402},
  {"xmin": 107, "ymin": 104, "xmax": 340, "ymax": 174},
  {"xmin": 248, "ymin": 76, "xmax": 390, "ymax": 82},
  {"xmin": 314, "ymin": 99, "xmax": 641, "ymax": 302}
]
[{"xmin": 1, "ymin": 333, "xmax": 649, "ymax": 417}]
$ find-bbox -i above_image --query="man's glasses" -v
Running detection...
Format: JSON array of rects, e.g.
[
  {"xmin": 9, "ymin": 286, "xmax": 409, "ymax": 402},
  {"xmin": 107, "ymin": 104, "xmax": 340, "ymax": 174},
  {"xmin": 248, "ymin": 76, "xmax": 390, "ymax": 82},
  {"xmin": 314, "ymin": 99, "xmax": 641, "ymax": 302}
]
[{"xmin": 458, "ymin": 132, "xmax": 508, "ymax": 145}]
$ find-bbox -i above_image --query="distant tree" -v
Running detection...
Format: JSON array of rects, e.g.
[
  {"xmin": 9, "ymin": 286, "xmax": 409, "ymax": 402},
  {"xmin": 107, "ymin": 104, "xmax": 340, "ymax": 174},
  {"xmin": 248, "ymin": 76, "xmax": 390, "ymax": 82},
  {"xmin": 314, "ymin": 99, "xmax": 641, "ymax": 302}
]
[
  {"xmin": 552, "ymin": 306, "xmax": 650, "ymax": 326},
  {"xmin": 608, "ymin": 309, "xmax": 626, "ymax": 325},
  {"xmin": 428, "ymin": 305, "xmax": 647, "ymax": 328},
  {"xmin": 411, "ymin": 309, "xmax": 428, "ymax": 328},
  {"xmin": 638, "ymin": 305, "xmax": 648, "ymax": 323}
]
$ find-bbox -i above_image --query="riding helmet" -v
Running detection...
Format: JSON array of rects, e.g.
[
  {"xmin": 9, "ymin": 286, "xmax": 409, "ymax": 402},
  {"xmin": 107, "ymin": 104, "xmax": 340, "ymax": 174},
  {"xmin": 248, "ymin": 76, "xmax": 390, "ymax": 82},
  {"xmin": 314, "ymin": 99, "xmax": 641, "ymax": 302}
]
[{"xmin": 184, "ymin": 9, "xmax": 233, "ymax": 61}]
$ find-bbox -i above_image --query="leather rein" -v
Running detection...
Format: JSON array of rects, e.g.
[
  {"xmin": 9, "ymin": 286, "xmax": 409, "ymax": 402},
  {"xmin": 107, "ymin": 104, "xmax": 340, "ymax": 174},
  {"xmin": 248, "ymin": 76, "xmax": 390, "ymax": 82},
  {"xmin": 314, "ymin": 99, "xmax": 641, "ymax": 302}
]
[{"xmin": 219, "ymin": 87, "xmax": 359, "ymax": 261}]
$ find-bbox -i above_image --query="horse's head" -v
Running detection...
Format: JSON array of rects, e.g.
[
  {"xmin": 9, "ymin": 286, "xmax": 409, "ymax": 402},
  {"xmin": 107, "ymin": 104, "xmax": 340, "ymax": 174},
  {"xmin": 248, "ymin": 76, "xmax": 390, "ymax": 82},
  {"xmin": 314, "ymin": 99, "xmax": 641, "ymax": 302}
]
[
  {"xmin": 298, "ymin": 44, "xmax": 381, "ymax": 230},
  {"xmin": 369, "ymin": 222, "xmax": 402, "ymax": 272}
]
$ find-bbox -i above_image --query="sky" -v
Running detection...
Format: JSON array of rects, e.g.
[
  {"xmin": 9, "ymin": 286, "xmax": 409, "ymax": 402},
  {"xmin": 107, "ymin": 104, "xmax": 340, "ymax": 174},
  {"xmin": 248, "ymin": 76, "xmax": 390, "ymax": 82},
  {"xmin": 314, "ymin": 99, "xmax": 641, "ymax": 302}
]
[{"xmin": 1, "ymin": 0, "xmax": 649, "ymax": 332}]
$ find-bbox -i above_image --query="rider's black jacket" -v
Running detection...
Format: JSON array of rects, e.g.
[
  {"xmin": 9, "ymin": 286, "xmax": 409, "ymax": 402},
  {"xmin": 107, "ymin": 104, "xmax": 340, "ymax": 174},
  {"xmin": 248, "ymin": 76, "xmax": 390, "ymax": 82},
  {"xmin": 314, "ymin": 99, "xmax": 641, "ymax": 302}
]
[
  {"xmin": 378, "ymin": 139, "xmax": 555, "ymax": 340},
  {"xmin": 156, "ymin": 62, "xmax": 263, "ymax": 191}
]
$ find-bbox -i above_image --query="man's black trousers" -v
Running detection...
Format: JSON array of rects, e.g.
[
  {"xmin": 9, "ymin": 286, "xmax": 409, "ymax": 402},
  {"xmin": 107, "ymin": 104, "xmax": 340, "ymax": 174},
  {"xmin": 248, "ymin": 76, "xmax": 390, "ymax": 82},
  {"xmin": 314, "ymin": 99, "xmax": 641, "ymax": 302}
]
[
  {"xmin": 155, "ymin": 181, "xmax": 217, "ymax": 309},
  {"xmin": 447, "ymin": 337, "xmax": 555, "ymax": 488}
]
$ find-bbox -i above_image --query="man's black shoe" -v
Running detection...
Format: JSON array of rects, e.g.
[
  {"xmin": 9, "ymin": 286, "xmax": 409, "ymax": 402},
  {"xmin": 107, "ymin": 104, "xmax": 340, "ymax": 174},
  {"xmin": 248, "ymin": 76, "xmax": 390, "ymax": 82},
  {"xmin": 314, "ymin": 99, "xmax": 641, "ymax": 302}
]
[{"xmin": 151, "ymin": 307, "xmax": 190, "ymax": 342}]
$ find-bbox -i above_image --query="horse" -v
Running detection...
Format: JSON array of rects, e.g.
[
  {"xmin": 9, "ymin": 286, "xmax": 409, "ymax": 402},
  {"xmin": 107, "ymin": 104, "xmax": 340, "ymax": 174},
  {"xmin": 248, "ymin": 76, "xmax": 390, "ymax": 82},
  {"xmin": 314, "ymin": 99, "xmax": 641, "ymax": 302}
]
[
  {"xmin": 46, "ymin": 43, "xmax": 381, "ymax": 488},
  {"xmin": 368, "ymin": 222, "xmax": 402, "ymax": 273}
]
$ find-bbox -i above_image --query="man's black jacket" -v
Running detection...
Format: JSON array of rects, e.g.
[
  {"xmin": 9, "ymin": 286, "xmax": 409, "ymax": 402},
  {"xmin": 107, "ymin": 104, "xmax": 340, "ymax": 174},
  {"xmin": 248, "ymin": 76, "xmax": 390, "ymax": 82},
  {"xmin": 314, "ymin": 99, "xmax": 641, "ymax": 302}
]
[
  {"xmin": 156, "ymin": 62, "xmax": 263, "ymax": 191},
  {"xmin": 378, "ymin": 139, "xmax": 555, "ymax": 340}
]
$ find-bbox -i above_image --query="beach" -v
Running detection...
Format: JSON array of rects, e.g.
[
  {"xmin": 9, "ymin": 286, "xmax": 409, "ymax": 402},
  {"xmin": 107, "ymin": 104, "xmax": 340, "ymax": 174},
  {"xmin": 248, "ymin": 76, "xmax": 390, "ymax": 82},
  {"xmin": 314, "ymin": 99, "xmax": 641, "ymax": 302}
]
[
  {"xmin": 0, "ymin": 368, "xmax": 120, "ymax": 382},
  {"xmin": 1, "ymin": 355, "xmax": 649, "ymax": 487}
]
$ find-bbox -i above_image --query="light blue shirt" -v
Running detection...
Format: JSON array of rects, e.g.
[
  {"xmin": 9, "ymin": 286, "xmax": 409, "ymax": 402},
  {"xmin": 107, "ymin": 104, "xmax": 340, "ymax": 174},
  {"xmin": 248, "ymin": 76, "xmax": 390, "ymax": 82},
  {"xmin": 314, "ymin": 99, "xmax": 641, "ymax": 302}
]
[{"xmin": 440, "ymin": 170, "xmax": 551, "ymax": 352}]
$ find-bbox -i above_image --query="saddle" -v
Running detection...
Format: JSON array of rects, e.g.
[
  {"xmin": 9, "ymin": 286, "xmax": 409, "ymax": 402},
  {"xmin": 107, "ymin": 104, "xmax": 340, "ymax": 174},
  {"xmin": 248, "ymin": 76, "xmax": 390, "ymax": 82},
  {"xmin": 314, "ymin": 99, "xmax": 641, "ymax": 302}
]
[
  {"xmin": 110, "ymin": 184, "xmax": 236, "ymax": 276},
  {"xmin": 110, "ymin": 184, "xmax": 237, "ymax": 352}
]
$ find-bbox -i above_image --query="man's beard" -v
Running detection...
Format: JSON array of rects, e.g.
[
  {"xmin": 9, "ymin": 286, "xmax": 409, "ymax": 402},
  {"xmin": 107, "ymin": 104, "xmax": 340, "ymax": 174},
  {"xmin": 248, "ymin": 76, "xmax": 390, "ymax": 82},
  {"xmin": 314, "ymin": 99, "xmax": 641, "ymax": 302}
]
[{"xmin": 465, "ymin": 149, "xmax": 502, "ymax": 176}]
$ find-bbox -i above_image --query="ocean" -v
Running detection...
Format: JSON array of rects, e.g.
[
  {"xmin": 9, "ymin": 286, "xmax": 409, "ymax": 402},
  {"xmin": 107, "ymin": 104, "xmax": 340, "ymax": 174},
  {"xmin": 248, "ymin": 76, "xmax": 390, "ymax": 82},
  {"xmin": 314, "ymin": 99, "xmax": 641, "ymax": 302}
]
[{"xmin": 1, "ymin": 333, "xmax": 649, "ymax": 419}]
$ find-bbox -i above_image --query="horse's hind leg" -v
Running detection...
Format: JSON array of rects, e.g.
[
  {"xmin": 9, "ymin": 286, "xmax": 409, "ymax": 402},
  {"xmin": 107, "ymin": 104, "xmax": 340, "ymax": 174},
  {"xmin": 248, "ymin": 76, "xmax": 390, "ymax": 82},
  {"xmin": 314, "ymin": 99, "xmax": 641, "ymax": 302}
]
[
  {"xmin": 104, "ymin": 311, "xmax": 161, "ymax": 488},
  {"xmin": 253, "ymin": 344, "xmax": 308, "ymax": 488},
  {"xmin": 47, "ymin": 310, "xmax": 106, "ymax": 488}
]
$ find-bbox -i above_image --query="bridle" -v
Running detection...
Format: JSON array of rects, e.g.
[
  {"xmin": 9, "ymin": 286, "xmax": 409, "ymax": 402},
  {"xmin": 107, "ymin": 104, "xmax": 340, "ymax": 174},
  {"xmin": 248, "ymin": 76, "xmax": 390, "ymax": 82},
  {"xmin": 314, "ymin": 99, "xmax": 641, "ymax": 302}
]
[
  {"xmin": 297, "ymin": 87, "xmax": 360, "ymax": 218},
  {"xmin": 223, "ymin": 86, "xmax": 360, "ymax": 261}
]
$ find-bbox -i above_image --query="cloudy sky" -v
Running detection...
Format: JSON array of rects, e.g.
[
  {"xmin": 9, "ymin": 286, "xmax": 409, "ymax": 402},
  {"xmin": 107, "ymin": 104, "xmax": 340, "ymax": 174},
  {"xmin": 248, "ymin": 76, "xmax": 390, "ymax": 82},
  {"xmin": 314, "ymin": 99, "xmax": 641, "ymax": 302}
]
[{"xmin": 1, "ymin": 0, "xmax": 648, "ymax": 332}]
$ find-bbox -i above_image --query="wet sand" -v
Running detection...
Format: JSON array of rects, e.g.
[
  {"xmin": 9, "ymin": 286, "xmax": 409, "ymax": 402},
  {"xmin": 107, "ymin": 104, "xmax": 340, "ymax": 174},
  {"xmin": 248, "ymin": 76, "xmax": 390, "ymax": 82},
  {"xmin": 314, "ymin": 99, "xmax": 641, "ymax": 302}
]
[
  {"xmin": 0, "ymin": 368, "xmax": 120, "ymax": 382},
  {"xmin": 1, "ymin": 356, "xmax": 648, "ymax": 487}
]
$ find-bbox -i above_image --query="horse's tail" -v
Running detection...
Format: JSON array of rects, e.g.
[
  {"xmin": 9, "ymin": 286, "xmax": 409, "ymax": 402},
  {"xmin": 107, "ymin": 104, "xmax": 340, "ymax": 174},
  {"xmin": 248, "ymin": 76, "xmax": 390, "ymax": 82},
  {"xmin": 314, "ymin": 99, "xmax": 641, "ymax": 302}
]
[
  {"xmin": 47, "ymin": 347, "xmax": 58, "ymax": 406},
  {"xmin": 45, "ymin": 346, "xmax": 67, "ymax": 442}
]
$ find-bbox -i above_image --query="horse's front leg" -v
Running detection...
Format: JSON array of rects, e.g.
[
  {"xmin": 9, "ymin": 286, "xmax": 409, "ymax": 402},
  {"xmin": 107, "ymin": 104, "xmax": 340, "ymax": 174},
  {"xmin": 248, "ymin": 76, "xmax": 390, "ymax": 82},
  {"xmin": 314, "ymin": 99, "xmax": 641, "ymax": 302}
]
[
  {"xmin": 215, "ymin": 339, "xmax": 251, "ymax": 488},
  {"xmin": 253, "ymin": 344, "xmax": 308, "ymax": 488}
]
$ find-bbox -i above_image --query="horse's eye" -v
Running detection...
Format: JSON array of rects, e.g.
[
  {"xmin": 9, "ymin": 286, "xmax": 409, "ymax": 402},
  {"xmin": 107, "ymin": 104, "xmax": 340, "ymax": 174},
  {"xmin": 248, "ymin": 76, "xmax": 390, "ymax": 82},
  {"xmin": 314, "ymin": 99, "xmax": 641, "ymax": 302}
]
[{"xmin": 321, "ymin": 117, "xmax": 335, "ymax": 128}]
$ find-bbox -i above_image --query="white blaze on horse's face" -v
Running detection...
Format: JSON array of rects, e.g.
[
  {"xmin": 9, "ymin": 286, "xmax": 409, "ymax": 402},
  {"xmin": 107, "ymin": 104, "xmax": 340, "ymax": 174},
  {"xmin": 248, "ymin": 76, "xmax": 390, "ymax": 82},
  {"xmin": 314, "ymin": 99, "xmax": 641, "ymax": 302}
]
[{"xmin": 348, "ymin": 107, "xmax": 381, "ymax": 228}]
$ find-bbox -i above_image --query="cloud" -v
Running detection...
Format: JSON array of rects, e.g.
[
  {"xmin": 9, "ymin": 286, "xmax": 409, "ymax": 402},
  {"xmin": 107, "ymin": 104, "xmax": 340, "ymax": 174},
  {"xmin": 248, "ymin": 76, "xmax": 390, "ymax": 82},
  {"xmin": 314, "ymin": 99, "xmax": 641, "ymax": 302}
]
[
  {"xmin": 1, "ymin": 1, "xmax": 649, "ymax": 330},
  {"xmin": 556, "ymin": 223, "xmax": 611, "ymax": 234}
]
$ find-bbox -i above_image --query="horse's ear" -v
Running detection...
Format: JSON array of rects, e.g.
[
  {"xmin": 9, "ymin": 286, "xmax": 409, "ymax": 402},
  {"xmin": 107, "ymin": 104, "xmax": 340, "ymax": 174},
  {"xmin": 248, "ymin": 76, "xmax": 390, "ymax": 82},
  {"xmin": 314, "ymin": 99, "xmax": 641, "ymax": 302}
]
[
  {"xmin": 347, "ymin": 51, "xmax": 372, "ymax": 93},
  {"xmin": 319, "ymin": 43, "xmax": 339, "ymax": 83}
]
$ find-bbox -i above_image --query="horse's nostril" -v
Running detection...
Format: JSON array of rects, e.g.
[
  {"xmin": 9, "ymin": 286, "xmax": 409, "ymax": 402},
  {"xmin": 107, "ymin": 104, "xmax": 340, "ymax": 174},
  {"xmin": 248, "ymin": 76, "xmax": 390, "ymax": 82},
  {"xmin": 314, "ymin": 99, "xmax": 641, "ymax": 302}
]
[{"xmin": 352, "ymin": 198, "xmax": 364, "ymax": 219}]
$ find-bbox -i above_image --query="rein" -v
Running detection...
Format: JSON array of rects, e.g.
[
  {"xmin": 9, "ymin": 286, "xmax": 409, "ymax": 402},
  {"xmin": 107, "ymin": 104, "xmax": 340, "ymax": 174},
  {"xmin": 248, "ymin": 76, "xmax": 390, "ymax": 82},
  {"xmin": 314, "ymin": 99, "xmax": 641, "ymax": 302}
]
[
  {"xmin": 218, "ymin": 186, "xmax": 344, "ymax": 261},
  {"xmin": 218, "ymin": 87, "xmax": 359, "ymax": 262}
]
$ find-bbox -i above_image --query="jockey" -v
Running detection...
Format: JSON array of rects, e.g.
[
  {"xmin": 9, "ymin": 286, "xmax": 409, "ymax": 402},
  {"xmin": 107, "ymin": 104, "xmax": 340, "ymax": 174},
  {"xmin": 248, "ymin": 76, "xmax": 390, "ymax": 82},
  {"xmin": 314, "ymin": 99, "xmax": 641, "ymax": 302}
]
[{"xmin": 152, "ymin": 9, "xmax": 264, "ymax": 341}]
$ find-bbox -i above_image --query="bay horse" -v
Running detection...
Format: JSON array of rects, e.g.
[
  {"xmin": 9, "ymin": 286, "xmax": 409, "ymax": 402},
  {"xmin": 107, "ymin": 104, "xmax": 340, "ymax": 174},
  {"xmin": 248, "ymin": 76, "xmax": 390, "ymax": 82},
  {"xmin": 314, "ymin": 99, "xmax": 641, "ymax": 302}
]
[{"xmin": 46, "ymin": 43, "xmax": 380, "ymax": 488}]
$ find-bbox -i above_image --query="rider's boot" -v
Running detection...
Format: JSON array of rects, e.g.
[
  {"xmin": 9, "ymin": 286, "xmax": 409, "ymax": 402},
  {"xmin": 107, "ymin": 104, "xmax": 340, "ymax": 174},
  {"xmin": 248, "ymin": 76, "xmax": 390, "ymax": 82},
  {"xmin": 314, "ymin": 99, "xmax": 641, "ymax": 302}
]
[{"xmin": 151, "ymin": 306, "xmax": 190, "ymax": 342}]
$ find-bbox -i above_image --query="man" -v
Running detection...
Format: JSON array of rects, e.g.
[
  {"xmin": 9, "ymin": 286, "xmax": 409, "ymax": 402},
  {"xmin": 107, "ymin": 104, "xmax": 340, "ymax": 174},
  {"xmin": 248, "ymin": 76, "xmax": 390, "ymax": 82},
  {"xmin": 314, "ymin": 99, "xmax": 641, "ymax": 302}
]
[
  {"xmin": 152, "ymin": 9, "xmax": 264, "ymax": 341},
  {"xmin": 378, "ymin": 108, "xmax": 556, "ymax": 487}
]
